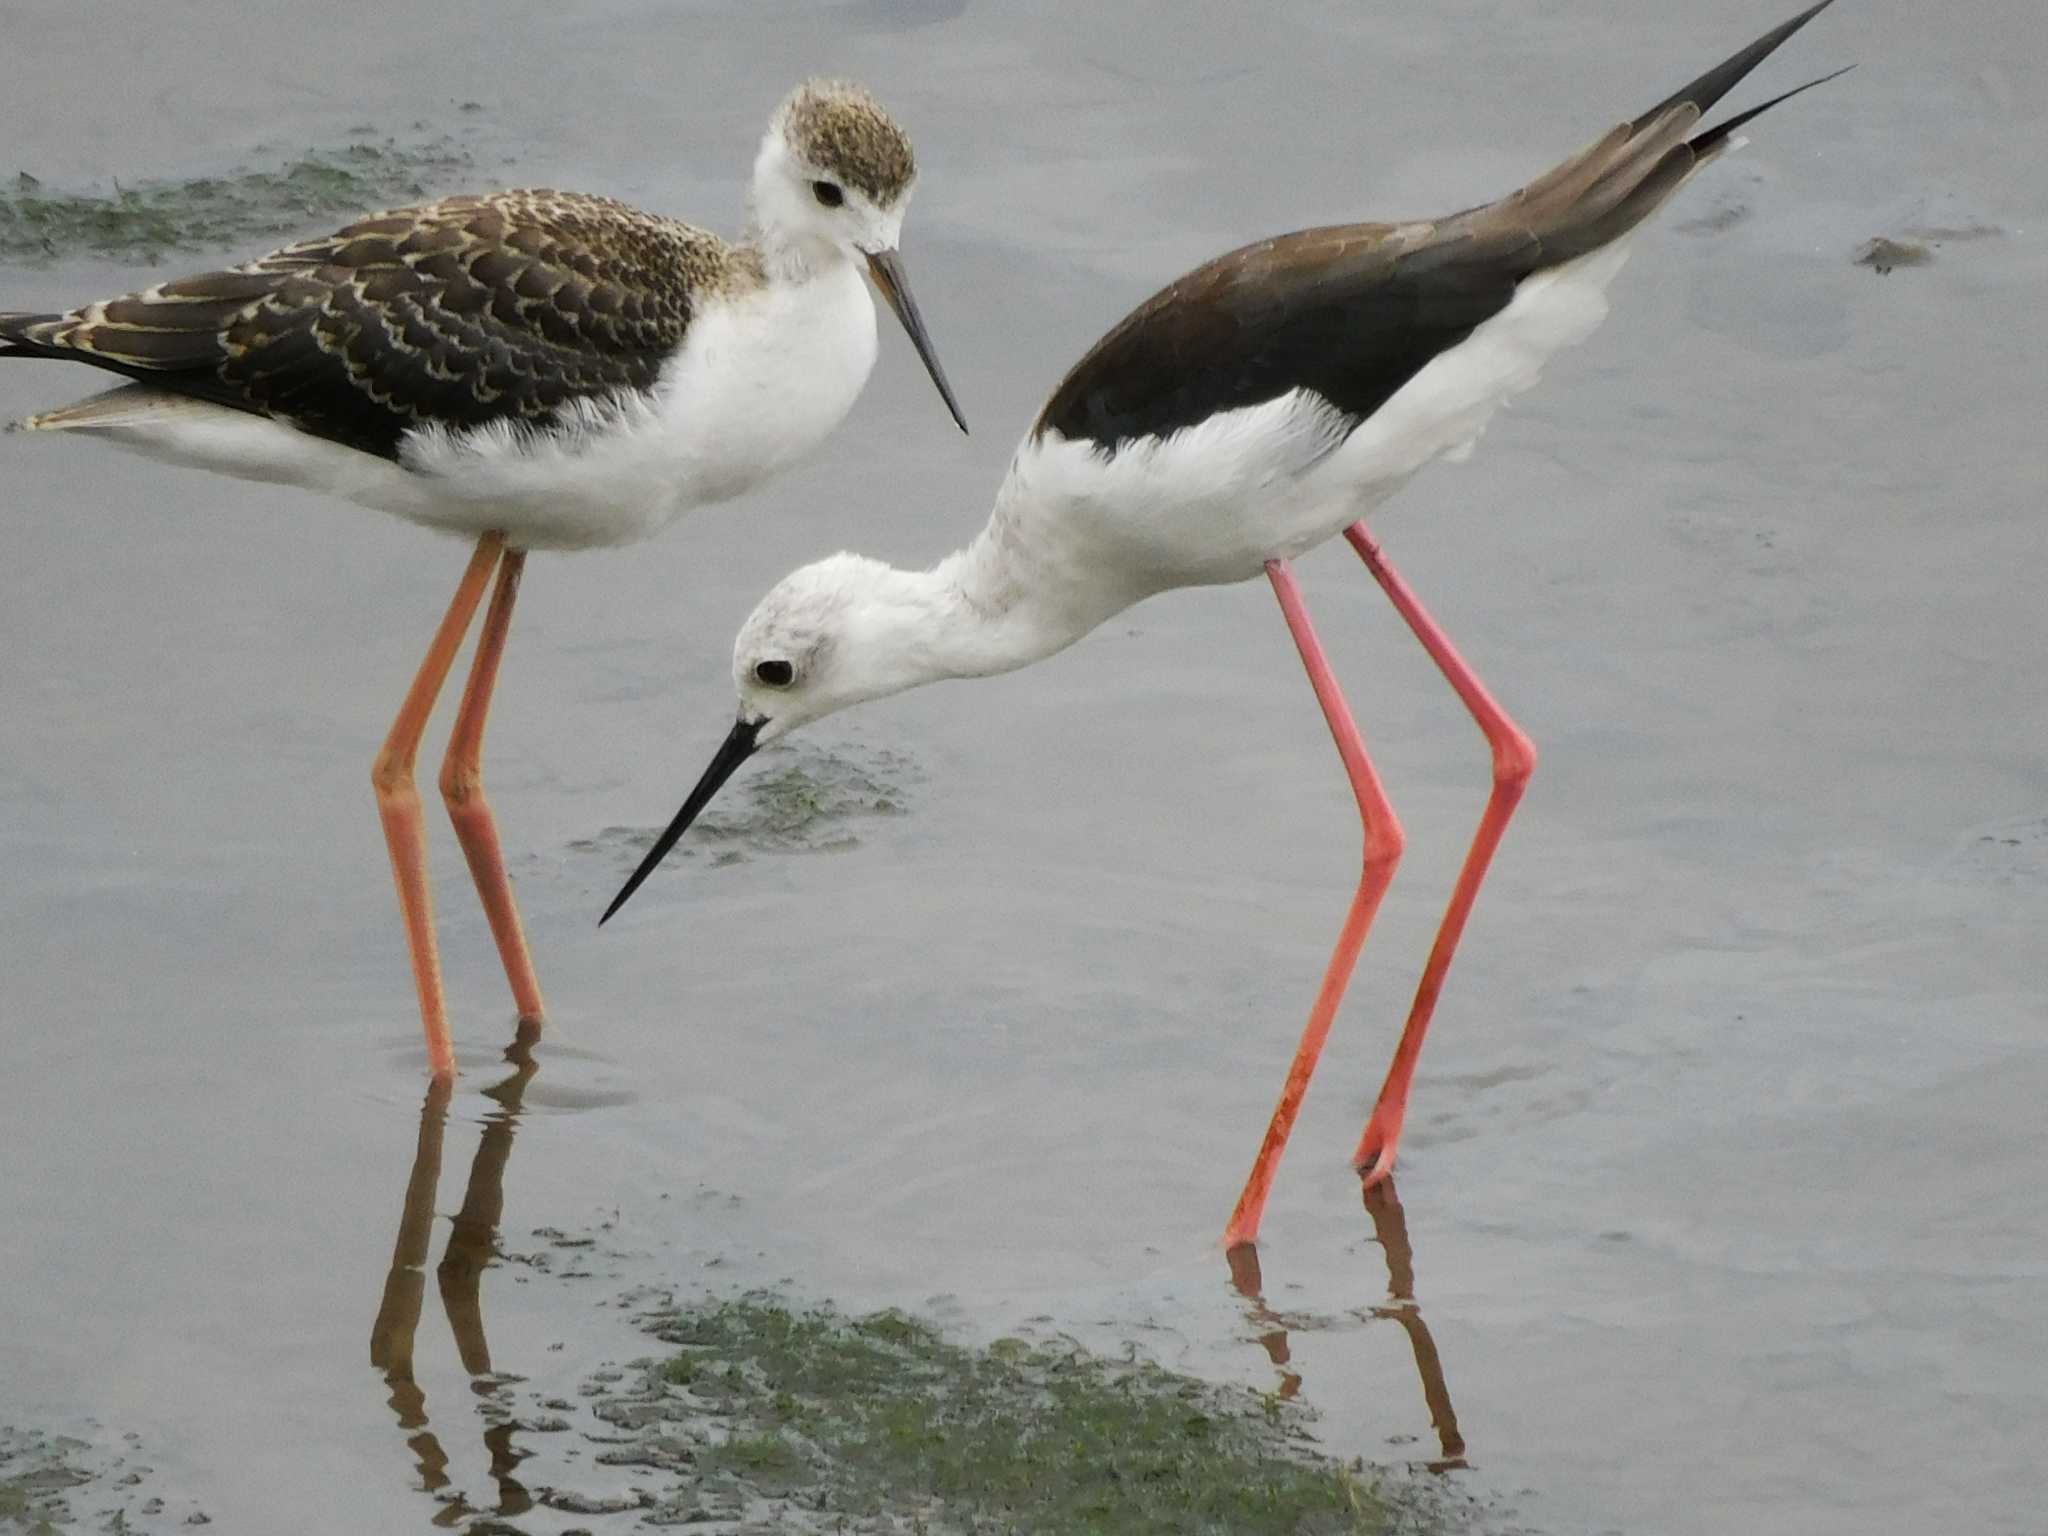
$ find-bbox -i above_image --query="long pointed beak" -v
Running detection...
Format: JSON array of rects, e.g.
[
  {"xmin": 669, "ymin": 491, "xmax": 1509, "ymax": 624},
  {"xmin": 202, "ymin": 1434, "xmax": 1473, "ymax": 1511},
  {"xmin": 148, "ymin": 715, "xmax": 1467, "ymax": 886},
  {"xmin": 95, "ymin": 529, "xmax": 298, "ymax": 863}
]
[
  {"xmin": 864, "ymin": 247, "xmax": 968, "ymax": 434},
  {"xmin": 599, "ymin": 716, "xmax": 763, "ymax": 925}
]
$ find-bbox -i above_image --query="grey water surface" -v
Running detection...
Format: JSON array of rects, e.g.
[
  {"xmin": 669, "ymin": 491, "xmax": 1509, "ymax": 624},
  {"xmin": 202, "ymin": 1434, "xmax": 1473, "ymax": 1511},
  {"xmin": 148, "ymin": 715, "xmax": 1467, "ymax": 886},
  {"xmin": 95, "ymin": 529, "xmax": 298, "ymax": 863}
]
[{"xmin": 2, "ymin": 0, "xmax": 2043, "ymax": 1532}]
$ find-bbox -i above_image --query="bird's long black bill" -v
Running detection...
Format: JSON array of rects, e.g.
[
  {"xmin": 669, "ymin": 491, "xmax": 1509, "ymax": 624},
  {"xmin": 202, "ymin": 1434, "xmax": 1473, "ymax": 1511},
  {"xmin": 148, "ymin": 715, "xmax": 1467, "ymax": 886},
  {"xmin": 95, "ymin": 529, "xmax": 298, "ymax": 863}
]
[
  {"xmin": 865, "ymin": 248, "xmax": 969, "ymax": 434},
  {"xmin": 599, "ymin": 716, "xmax": 763, "ymax": 925}
]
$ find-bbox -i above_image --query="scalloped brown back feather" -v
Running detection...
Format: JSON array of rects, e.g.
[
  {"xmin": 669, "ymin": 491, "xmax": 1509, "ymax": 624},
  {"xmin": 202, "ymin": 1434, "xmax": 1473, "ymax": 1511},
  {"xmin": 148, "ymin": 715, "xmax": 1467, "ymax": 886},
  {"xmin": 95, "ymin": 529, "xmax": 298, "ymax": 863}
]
[{"xmin": 1, "ymin": 189, "xmax": 759, "ymax": 460}]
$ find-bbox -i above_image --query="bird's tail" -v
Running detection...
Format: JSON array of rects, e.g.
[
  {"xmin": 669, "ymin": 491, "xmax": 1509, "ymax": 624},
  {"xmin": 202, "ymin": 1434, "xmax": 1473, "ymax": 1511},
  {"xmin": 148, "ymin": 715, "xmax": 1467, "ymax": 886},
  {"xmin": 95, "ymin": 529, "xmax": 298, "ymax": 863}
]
[
  {"xmin": 3, "ymin": 313, "xmax": 63, "ymax": 431},
  {"xmin": 1505, "ymin": 1, "xmax": 1848, "ymax": 264},
  {"xmin": 2, "ymin": 311, "xmax": 64, "ymax": 357},
  {"xmin": 10, "ymin": 383, "xmax": 204, "ymax": 436}
]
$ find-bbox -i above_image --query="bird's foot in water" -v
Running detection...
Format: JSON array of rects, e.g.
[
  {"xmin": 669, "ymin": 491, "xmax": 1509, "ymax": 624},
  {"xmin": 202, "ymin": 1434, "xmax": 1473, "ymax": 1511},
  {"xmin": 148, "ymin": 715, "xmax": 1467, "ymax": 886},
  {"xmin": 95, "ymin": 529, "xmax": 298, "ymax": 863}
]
[{"xmin": 1353, "ymin": 1101, "xmax": 1405, "ymax": 1189}]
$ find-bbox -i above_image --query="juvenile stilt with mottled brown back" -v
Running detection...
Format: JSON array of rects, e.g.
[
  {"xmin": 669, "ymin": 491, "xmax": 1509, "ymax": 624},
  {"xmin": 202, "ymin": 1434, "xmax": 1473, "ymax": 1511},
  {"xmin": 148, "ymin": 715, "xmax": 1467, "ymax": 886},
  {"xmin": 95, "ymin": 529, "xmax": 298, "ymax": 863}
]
[{"xmin": 3, "ymin": 80, "xmax": 968, "ymax": 1075}]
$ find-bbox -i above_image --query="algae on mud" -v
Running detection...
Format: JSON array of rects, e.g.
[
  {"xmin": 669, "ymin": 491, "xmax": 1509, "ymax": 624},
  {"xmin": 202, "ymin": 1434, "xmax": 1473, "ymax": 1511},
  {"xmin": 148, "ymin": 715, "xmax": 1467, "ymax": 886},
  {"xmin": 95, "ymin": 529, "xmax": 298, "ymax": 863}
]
[
  {"xmin": 0, "ymin": 1429, "xmax": 87, "ymax": 1534},
  {"xmin": 583, "ymin": 741, "xmax": 915, "ymax": 869},
  {"xmin": 696, "ymin": 757, "xmax": 907, "ymax": 853},
  {"xmin": 0, "ymin": 1424, "xmax": 207, "ymax": 1533},
  {"xmin": 543, "ymin": 1295, "xmax": 1463, "ymax": 1534},
  {"xmin": 1, "ymin": 143, "xmax": 473, "ymax": 265}
]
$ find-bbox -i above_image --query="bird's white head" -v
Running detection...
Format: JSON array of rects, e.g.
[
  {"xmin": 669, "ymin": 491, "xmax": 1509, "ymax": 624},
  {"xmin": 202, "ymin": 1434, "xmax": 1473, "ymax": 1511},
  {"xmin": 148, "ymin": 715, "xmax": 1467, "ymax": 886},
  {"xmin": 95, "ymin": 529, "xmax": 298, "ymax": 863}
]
[
  {"xmin": 750, "ymin": 79, "xmax": 967, "ymax": 432},
  {"xmin": 753, "ymin": 79, "xmax": 915, "ymax": 268},
  {"xmin": 732, "ymin": 552, "xmax": 947, "ymax": 744},
  {"xmin": 599, "ymin": 551, "xmax": 972, "ymax": 924}
]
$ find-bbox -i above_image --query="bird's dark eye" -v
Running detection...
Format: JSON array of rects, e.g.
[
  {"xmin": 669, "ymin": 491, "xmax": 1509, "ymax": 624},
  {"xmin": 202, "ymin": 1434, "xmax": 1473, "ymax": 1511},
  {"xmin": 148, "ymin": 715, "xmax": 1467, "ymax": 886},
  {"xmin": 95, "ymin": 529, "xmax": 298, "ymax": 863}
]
[
  {"xmin": 811, "ymin": 180, "xmax": 845, "ymax": 208},
  {"xmin": 754, "ymin": 659, "xmax": 796, "ymax": 688}
]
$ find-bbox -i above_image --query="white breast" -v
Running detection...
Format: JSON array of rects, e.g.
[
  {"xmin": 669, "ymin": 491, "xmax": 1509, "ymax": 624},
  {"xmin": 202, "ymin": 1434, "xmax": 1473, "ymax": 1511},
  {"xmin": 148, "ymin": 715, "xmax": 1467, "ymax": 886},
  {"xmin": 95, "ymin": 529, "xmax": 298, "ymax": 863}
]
[
  {"xmin": 396, "ymin": 259, "xmax": 879, "ymax": 550},
  {"xmin": 654, "ymin": 260, "xmax": 880, "ymax": 506}
]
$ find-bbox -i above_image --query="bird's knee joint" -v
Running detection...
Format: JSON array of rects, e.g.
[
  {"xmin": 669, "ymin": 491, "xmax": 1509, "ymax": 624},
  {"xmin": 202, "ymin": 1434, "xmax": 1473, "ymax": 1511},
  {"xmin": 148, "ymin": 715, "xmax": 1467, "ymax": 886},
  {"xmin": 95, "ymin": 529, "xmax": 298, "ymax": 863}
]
[
  {"xmin": 1361, "ymin": 820, "xmax": 1406, "ymax": 876},
  {"xmin": 1493, "ymin": 731, "xmax": 1537, "ymax": 790},
  {"xmin": 438, "ymin": 758, "xmax": 483, "ymax": 810},
  {"xmin": 370, "ymin": 751, "xmax": 414, "ymax": 801}
]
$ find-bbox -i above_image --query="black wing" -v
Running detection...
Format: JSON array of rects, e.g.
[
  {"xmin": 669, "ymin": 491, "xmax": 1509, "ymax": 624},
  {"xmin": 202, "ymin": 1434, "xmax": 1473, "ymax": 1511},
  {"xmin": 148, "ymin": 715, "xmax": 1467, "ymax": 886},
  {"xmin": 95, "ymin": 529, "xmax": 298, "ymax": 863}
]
[
  {"xmin": 0, "ymin": 190, "xmax": 742, "ymax": 460},
  {"xmin": 1036, "ymin": 0, "xmax": 1840, "ymax": 453}
]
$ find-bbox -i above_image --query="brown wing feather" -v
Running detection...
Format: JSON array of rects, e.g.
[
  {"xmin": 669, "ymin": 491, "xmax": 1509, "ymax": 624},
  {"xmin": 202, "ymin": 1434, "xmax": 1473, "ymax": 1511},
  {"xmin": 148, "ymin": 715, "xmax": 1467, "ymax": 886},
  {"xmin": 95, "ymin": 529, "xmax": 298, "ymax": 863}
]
[{"xmin": 0, "ymin": 190, "xmax": 751, "ymax": 460}]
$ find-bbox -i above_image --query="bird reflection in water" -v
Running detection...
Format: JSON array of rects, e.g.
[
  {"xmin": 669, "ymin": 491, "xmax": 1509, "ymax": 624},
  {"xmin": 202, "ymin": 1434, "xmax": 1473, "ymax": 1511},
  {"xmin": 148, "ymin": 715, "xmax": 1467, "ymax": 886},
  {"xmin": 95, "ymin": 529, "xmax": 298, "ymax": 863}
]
[
  {"xmin": 1227, "ymin": 1176, "xmax": 1466, "ymax": 1472},
  {"xmin": 370, "ymin": 1020, "xmax": 541, "ymax": 1523}
]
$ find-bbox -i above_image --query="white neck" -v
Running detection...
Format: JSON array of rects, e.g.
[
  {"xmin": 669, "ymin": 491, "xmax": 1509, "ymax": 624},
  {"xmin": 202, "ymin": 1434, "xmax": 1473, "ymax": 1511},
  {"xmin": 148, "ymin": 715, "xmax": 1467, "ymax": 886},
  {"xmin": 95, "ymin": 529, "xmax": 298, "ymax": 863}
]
[
  {"xmin": 850, "ymin": 516, "xmax": 1140, "ymax": 698},
  {"xmin": 748, "ymin": 215, "xmax": 847, "ymax": 284}
]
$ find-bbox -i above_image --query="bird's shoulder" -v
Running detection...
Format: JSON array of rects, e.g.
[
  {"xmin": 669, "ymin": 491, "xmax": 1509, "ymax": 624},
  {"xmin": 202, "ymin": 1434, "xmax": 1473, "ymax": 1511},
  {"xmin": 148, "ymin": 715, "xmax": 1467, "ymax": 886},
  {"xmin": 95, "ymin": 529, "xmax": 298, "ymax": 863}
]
[{"xmin": 260, "ymin": 188, "xmax": 765, "ymax": 319}]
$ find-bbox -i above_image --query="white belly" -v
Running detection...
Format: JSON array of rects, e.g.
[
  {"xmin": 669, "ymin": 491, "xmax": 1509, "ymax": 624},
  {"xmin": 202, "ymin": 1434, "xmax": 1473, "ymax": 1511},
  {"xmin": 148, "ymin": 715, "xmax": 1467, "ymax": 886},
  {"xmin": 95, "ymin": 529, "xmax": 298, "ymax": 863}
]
[{"xmin": 12, "ymin": 261, "xmax": 881, "ymax": 554}]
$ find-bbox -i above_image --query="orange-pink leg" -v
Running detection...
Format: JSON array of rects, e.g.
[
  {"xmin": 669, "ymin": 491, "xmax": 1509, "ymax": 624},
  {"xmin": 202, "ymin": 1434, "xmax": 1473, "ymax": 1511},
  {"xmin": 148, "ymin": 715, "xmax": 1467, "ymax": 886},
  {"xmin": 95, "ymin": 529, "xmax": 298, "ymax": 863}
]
[
  {"xmin": 1223, "ymin": 558, "xmax": 1406, "ymax": 1249},
  {"xmin": 372, "ymin": 533, "xmax": 505, "ymax": 1078},
  {"xmin": 438, "ymin": 549, "xmax": 545, "ymax": 1024},
  {"xmin": 1344, "ymin": 521, "xmax": 1535, "ymax": 1185}
]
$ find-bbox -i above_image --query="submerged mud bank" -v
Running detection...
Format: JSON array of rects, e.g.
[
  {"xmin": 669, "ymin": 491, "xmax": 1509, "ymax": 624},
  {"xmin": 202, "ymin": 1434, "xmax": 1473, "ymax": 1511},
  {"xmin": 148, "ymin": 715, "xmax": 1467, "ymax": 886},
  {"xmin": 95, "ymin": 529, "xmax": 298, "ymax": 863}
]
[
  {"xmin": 1, "ymin": 141, "xmax": 474, "ymax": 265},
  {"xmin": 501, "ymin": 1292, "xmax": 1474, "ymax": 1534}
]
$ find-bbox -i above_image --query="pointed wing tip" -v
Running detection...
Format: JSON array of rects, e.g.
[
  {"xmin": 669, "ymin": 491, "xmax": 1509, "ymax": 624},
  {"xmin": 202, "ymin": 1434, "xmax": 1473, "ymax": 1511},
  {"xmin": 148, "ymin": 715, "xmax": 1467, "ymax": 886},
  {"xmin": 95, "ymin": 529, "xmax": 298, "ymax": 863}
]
[
  {"xmin": 1634, "ymin": 0, "xmax": 1846, "ymax": 132},
  {"xmin": 1691, "ymin": 61, "xmax": 1856, "ymax": 155}
]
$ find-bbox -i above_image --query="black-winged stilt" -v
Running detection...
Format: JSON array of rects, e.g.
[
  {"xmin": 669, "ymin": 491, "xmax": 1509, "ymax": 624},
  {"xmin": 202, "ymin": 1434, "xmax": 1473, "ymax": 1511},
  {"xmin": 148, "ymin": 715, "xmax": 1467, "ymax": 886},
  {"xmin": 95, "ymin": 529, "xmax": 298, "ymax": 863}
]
[
  {"xmin": 4, "ymin": 79, "xmax": 967, "ymax": 1077},
  {"xmin": 607, "ymin": 6, "xmax": 1847, "ymax": 1244}
]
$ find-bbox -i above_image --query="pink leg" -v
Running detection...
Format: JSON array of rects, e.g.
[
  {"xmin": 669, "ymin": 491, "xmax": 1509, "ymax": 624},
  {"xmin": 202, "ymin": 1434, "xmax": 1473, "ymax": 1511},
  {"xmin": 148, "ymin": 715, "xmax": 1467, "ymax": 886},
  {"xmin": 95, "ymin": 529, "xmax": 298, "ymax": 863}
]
[
  {"xmin": 438, "ymin": 549, "xmax": 546, "ymax": 1024},
  {"xmin": 1223, "ymin": 558, "xmax": 1406, "ymax": 1249},
  {"xmin": 1344, "ymin": 521, "xmax": 1535, "ymax": 1185},
  {"xmin": 372, "ymin": 534, "xmax": 504, "ymax": 1079}
]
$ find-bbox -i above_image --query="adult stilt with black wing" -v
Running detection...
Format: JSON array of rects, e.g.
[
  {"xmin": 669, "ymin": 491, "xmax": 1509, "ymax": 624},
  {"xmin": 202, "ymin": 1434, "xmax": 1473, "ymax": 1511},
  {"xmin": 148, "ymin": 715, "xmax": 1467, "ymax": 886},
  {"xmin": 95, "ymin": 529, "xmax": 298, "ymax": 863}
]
[{"xmin": 603, "ymin": 7, "xmax": 1849, "ymax": 1244}]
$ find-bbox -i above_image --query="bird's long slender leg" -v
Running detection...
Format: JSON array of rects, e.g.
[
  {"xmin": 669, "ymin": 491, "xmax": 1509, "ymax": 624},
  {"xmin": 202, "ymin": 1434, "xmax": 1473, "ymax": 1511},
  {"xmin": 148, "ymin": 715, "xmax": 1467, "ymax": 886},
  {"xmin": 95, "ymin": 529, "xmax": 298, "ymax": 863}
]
[
  {"xmin": 1343, "ymin": 521, "xmax": 1535, "ymax": 1185},
  {"xmin": 1223, "ymin": 558, "xmax": 1406, "ymax": 1249},
  {"xmin": 372, "ymin": 533, "xmax": 505, "ymax": 1078},
  {"xmin": 438, "ymin": 549, "xmax": 546, "ymax": 1023}
]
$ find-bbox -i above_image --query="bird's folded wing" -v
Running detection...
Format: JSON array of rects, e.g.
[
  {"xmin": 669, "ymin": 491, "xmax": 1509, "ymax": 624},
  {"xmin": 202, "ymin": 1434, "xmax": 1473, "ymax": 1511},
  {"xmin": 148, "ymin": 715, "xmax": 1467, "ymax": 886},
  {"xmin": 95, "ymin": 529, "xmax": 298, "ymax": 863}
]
[
  {"xmin": 0, "ymin": 190, "xmax": 721, "ymax": 461},
  {"xmin": 1036, "ymin": 0, "xmax": 1840, "ymax": 456}
]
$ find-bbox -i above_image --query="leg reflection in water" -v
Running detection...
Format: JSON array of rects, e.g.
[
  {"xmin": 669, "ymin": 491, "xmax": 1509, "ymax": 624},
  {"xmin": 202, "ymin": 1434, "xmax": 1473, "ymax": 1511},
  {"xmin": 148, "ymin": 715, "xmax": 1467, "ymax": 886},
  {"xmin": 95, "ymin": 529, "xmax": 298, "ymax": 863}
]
[
  {"xmin": 370, "ymin": 1019, "xmax": 541, "ymax": 1521},
  {"xmin": 1226, "ymin": 1240, "xmax": 1305, "ymax": 1402},
  {"xmin": 1359, "ymin": 1178, "xmax": 1466, "ymax": 1473},
  {"xmin": 1226, "ymin": 1175, "xmax": 1466, "ymax": 1471}
]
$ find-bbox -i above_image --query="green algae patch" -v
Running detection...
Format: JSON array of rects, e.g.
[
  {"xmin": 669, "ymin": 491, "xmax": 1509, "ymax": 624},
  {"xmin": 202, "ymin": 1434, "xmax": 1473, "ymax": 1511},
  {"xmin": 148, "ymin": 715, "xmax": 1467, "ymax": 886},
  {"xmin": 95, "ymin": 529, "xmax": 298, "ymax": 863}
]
[
  {"xmin": 0, "ymin": 1425, "xmax": 207, "ymax": 1532},
  {"xmin": 1, "ymin": 141, "xmax": 472, "ymax": 265},
  {"xmin": 691, "ymin": 749, "xmax": 909, "ymax": 855},
  {"xmin": 583, "ymin": 740, "xmax": 915, "ymax": 870},
  {"xmin": 583, "ymin": 1295, "xmax": 1443, "ymax": 1534},
  {"xmin": 0, "ymin": 1429, "xmax": 88, "ymax": 1533}
]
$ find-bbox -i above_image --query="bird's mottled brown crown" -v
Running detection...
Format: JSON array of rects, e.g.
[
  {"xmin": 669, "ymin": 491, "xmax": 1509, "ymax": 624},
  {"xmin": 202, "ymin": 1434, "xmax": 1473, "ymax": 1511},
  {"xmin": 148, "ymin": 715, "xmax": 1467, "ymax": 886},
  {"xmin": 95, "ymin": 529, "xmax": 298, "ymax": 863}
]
[{"xmin": 776, "ymin": 79, "xmax": 916, "ymax": 204}]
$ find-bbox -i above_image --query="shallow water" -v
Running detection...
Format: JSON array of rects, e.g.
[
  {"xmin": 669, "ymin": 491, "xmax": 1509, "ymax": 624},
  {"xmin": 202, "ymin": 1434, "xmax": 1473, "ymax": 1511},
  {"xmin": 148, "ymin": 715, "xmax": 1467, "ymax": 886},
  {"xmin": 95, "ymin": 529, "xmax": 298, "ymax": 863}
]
[{"xmin": 3, "ymin": 0, "xmax": 2045, "ymax": 1531}]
